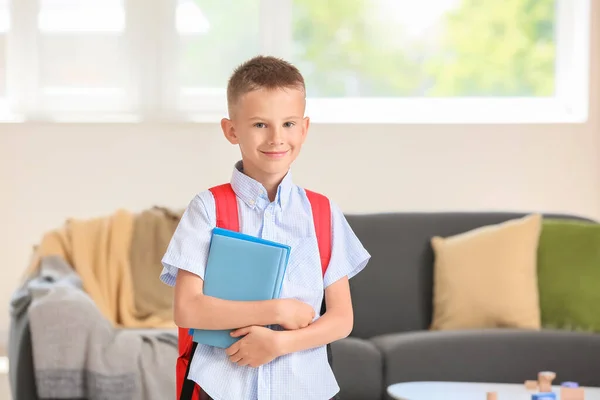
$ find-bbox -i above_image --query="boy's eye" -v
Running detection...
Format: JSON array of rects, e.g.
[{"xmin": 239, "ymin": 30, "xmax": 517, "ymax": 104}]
[
  {"xmin": 254, "ymin": 123, "xmax": 266, "ymax": 128},
  {"xmin": 283, "ymin": 122, "xmax": 295, "ymax": 128}
]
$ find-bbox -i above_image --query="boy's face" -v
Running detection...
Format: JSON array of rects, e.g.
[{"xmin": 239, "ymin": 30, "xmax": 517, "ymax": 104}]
[{"xmin": 221, "ymin": 87, "xmax": 309, "ymax": 182}]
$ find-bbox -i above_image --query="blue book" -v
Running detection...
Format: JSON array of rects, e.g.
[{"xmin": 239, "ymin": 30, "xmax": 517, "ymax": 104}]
[{"xmin": 190, "ymin": 227, "xmax": 291, "ymax": 348}]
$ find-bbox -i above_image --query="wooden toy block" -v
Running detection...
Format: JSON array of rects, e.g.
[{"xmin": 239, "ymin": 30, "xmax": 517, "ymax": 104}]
[
  {"xmin": 538, "ymin": 371, "xmax": 556, "ymax": 381},
  {"xmin": 486, "ymin": 391, "xmax": 497, "ymax": 400},
  {"xmin": 539, "ymin": 381, "xmax": 552, "ymax": 392},
  {"xmin": 561, "ymin": 387, "xmax": 585, "ymax": 400},
  {"xmin": 538, "ymin": 371, "xmax": 556, "ymax": 392},
  {"xmin": 525, "ymin": 380, "xmax": 538, "ymax": 390}
]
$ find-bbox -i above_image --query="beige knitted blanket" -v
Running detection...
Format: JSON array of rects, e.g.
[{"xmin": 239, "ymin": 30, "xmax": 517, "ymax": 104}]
[{"xmin": 23, "ymin": 206, "xmax": 183, "ymax": 328}]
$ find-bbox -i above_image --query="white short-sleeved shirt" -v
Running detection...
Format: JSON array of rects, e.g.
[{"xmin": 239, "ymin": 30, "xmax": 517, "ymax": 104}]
[{"xmin": 160, "ymin": 161, "xmax": 371, "ymax": 400}]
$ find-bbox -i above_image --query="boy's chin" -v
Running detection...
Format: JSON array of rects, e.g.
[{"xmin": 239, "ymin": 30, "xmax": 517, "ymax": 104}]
[
  {"xmin": 255, "ymin": 159, "xmax": 292, "ymax": 174},
  {"xmin": 262, "ymin": 163, "xmax": 291, "ymax": 174}
]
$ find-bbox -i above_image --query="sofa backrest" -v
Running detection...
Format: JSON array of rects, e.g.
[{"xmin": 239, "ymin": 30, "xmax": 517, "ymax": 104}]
[{"xmin": 344, "ymin": 211, "xmax": 595, "ymax": 339}]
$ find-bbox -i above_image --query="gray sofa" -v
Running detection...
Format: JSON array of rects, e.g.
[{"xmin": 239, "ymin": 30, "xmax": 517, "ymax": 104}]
[
  {"xmin": 332, "ymin": 211, "xmax": 600, "ymax": 400},
  {"xmin": 9, "ymin": 211, "xmax": 600, "ymax": 400}
]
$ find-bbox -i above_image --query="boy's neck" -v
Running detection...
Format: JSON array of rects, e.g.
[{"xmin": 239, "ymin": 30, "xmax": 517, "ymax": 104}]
[
  {"xmin": 261, "ymin": 177, "xmax": 284, "ymax": 202},
  {"xmin": 241, "ymin": 162, "xmax": 288, "ymax": 202}
]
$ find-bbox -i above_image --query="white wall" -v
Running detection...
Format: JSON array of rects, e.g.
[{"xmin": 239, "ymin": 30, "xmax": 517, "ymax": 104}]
[{"xmin": 1, "ymin": 2, "xmax": 599, "ymax": 340}]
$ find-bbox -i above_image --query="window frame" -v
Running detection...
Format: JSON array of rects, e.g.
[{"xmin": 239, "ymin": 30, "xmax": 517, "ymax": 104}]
[{"xmin": 1, "ymin": 0, "xmax": 593, "ymax": 124}]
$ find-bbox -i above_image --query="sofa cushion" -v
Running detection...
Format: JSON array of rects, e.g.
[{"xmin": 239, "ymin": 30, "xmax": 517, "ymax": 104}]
[
  {"xmin": 344, "ymin": 212, "xmax": 588, "ymax": 339},
  {"xmin": 331, "ymin": 337, "xmax": 383, "ymax": 400},
  {"xmin": 371, "ymin": 329, "xmax": 600, "ymax": 399},
  {"xmin": 538, "ymin": 218, "xmax": 600, "ymax": 332},
  {"xmin": 429, "ymin": 213, "xmax": 542, "ymax": 330}
]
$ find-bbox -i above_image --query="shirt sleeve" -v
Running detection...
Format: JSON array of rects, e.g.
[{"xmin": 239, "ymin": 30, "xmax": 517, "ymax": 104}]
[
  {"xmin": 160, "ymin": 190, "xmax": 216, "ymax": 287},
  {"xmin": 323, "ymin": 200, "xmax": 371, "ymax": 288}
]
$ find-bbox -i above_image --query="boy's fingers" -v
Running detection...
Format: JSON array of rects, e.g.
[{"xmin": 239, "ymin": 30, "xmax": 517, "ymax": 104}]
[
  {"xmin": 229, "ymin": 354, "xmax": 243, "ymax": 363},
  {"xmin": 230, "ymin": 326, "xmax": 252, "ymax": 337},
  {"xmin": 236, "ymin": 357, "xmax": 250, "ymax": 367},
  {"xmin": 225, "ymin": 343, "xmax": 239, "ymax": 356}
]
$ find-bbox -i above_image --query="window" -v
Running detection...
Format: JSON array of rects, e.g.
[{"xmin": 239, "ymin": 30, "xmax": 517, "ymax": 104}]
[
  {"xmin": 37, "ymin": 0, "xmax": 130, "ymax": 116},
  {"xmin": 175, "ymin": 0, "xmax": 591, "ymax": 123},
  {"xmin": 292, "ymin": 0, "xmax": 557, "ymax": 98},
  {"xmin": 1, "ymin": 0, "xmax": 592, "ymax": 123},
  {"xmin": 176, "ymin": 0, "xmax": 261, "ymax": 115},
  {"xmin": 7, "ymin": 0, "xmax": 133, "ymax": 121}
]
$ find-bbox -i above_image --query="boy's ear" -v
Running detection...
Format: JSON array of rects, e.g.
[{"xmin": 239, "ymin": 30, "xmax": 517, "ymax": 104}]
[
  {"xmin": 221, "ymin": 118, "xmax": 238, "ymax": 144},
  {"xmin": 301, "ymin": 116, "xmax": 310, "ymax": 143}
]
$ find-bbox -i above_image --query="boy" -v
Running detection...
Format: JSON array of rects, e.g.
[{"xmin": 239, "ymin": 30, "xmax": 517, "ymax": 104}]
[{"xmin": 160, "ymin": 55, "xmax": 370, "ymax": 400}]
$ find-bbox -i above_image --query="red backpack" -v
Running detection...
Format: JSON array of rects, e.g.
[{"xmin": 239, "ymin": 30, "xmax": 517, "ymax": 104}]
[{"xmin": 176, "ymin": 183, "xmax": 333, "ymax": 400}]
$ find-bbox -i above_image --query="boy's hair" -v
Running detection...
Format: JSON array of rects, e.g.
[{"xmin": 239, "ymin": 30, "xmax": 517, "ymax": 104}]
[{"xmin": 226, "ymin": 55, "xmax": 306, "ymax": 116}]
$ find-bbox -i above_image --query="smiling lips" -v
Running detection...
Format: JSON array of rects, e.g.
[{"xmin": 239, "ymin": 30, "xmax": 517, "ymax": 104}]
[{"xmin": 261, "ymin": 150, "xmax": 289, "ymax": 159}]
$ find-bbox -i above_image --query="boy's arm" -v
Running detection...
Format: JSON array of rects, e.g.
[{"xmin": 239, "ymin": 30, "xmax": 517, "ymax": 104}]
[
  {"xmin": 174, "ymin": 269, "xmax": 314, "ymax": 330},
  {"xmin": 226, "ymin": 200, "xmax": 370, "ymax": 366},
  {"xmin": 276, "ymin": 276, "xmax": 353, "ymax": 355},
  {"xmin": 164, "ymin": 192, "xmax": 315, "ymax": 331},
  {"xmin": 276, "ymin": 199, "xmax": 369, "ymax": 354}
]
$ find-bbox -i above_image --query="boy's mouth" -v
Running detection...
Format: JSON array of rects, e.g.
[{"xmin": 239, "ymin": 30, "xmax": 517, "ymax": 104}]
[{"xmin": 260, "ymin": 150, "xmax": 289, "ymax": 159}]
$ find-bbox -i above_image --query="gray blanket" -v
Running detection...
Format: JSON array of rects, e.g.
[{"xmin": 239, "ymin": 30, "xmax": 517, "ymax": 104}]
[{"xmin": 13, "ymin": 255, "xmax": 178, "ymax": 400}]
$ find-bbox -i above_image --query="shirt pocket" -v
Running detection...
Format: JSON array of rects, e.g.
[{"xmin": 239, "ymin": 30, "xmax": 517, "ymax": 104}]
[{"xmin": 281, "ymin": 236, "xmax": 324, "ymax": 302}]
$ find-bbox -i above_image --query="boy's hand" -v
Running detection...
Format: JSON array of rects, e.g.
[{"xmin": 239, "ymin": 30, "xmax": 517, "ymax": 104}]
[
  {"xmin": 226, "ymin": 326, "xmax": 282, "ymax": 368},
  {"xmin": 275, "ymin": 298, "xmax": 315, "ymax": 330}
]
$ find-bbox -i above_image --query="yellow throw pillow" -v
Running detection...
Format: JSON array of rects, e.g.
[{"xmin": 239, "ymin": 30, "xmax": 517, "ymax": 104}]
[{"xmin": 430, "ymin": 213, "xmax": 542, "ymax": 330}]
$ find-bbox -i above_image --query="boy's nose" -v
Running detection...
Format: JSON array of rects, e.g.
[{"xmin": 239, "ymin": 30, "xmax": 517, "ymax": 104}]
[{"xmin": 268, "ymin": 127, "xmax": 284, "ymax": 145}]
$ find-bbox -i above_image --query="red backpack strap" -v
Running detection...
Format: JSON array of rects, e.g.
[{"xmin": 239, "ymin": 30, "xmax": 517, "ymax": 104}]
[
  {"xmin": 305, "ymin": 189, "xmax": 332, "ymax": 276},
  {"xmin": 209, "ymin": 183, "xmax": 239, "ymax": 232},
  {"xmin": 306, "ymin": 189, "xmax": 335, "ymax": 367},
  {"xmin": 178, "ymin": 183, "xmax": 239, "ymax": 400}
]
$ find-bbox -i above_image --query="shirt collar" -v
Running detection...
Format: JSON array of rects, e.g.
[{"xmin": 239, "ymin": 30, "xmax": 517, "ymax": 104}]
[{"xmin": 230, "ymin": 160, "xmax": 294, "ymax": 209}]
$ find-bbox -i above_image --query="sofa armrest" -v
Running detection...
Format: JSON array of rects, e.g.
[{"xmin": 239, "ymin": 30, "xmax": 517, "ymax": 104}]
[{"xmin": 372, "ymin": 328, "xmax": 600, "ymax": 395}]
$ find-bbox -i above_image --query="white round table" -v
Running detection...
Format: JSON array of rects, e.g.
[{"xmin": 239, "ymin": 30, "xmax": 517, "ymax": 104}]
[{"xmin": 387, "ymin": 381, "xmax": 600, "ymax": 400}]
